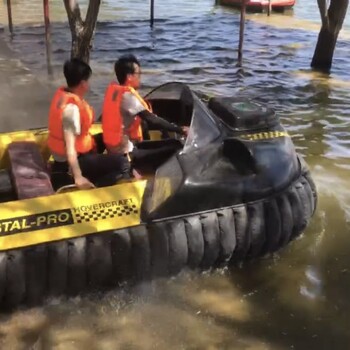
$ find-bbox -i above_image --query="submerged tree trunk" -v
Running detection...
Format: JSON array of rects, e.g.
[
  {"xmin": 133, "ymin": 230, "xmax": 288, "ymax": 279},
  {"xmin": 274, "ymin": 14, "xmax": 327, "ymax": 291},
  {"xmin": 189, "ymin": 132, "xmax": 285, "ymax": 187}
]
[
  {"xmin": 63, "ymin": 0, "xmax": 101, "ymax": 63},
  {"xmin": 311, "ymin": 0, "xmax": 349, "ymax": 71}
]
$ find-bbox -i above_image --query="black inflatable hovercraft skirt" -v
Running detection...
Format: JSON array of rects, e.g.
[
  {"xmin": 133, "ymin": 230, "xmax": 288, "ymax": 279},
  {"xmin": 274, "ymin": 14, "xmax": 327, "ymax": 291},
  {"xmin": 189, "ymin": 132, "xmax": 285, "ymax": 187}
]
[{"xmin": 0, "ymin": 161, "xmax": 316, "ymax": 310}]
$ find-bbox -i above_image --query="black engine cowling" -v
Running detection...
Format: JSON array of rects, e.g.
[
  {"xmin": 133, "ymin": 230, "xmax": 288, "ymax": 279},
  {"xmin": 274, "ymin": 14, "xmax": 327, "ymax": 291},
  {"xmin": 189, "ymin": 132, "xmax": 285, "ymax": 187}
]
[{"xmin": 208, "ymin": 97, "xmax": 279, "ymax": 133}]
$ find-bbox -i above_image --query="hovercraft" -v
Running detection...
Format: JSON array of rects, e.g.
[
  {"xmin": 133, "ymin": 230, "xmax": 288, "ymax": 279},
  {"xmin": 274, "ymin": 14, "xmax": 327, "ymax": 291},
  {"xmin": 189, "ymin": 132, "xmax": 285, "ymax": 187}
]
[{"xmin": 0, "ymin": 82, "xmax": 316, "ymax": 309}]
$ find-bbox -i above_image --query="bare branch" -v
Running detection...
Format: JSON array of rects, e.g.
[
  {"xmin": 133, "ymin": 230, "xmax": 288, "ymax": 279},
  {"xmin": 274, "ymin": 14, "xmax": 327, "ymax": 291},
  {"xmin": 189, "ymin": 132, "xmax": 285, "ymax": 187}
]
[
  {"xmin": 68, "ymin": 0, "xmax": 78, "ymax": 12},
  {"xmin": 63, "ymin": 0, "xmax": 102, "ymax": 62},
  {"xmin": 84, "ymin": 0, "xmax": 102, "ymax": 37},
  {"xmin": 63, "ymin": 0, "xmax": 83, "ymax": 29},
  {"xmin": 317, "ymin": 0, "xmax": 329, "ymax": 28},
  {"xmin": 328, "ymin": 0, "xmax": 349, "ymax": 32}
]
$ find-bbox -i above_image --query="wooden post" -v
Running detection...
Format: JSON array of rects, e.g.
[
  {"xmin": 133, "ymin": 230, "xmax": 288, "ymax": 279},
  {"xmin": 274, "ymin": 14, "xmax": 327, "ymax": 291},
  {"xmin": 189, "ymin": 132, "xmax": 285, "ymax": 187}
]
[
  {"xmin": 43, "ymin": 0, "xmax": 50, "ymax": 43},
  {"xmin": 43, "ymin": 0, "xmax": 53, "ymax": 75},
  {"xmin": 6, "ymin": 0, "xmax": 13, "ymax": 34},
  {"xmin": 150, "ymin": 0, "xmax": 155, "ymax": 28},
  {"xmin": 267, "ymin": 0, "xmax": 272, "ymax": 16},
  {"xmin": 237, "ymin": 0, "xmax": 246, "ymax": 66}
]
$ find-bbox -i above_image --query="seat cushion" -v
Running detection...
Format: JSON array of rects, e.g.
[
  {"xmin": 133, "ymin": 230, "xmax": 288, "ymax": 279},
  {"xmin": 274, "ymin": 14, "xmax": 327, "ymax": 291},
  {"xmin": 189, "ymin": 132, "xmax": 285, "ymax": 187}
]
[{"xmin": 8, "ymin": 141, "xmax": 54, "ymax": 199}]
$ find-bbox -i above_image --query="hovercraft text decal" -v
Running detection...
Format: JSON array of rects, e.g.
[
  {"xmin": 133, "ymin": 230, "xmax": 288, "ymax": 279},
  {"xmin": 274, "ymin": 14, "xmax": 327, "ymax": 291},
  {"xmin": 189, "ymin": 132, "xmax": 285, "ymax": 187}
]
[
  {"xmin": 0, "ymin": 198, "xmax": 138, "ymax": 236},
  {"xmin": 72, "ymin": 198, "xmax": 138, "ymax": 224},
  {"xmin": 0, "ymin": 209, "xmax": 73, "ymax": 235},
  {"xmin": 0, "ymin": 180, "xmax": 147, "ymax": 250}
]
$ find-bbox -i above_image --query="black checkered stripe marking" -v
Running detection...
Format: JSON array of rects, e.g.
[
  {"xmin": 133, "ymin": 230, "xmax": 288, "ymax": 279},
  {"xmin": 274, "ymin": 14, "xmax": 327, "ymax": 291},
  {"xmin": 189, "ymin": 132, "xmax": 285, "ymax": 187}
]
[
  {"xmin": 74, "ymin": 205, "xmax": 139, "ymax": 223},
  {"xmin": 240, "ymin": 131, "xmax": 289, "ymax": 141}
]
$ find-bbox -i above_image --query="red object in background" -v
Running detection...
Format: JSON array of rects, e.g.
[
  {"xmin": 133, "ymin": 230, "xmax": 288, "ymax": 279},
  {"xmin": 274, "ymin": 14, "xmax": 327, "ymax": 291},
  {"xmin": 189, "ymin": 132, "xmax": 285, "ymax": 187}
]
[{"xmin": 219, "ymin": 0, "xmax": 295, "ymax": 11}]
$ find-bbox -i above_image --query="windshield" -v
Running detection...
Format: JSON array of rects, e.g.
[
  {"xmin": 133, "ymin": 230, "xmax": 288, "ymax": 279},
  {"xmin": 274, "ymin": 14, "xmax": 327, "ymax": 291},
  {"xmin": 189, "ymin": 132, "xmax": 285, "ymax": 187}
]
[
  {"xmin": 182, "ymin": 94, "xmax": 221, "ymax": 153},
  {"xmin": 145, "ymin": 82, "xmax": 221, "ymax": 153}
]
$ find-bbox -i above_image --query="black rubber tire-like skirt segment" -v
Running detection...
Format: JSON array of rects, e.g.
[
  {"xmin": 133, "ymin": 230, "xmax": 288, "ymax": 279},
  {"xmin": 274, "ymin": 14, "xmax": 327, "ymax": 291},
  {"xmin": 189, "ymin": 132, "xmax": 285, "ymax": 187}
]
[
  {"xmin": 25, "ymin": 245, "xmax": 47, "ymax": 306},
  {"xmin": 287, "ymin": 186, "xmax": 305, "ymax": 240},
  {"xmin": 263, "ymin": 199, "xmax": 281, "ymax": 255},
  {"xmin": 4, "ymin": 251, "xmax": 25, "ymax": 309},
  {"xmin": 168, "ymin": 220, "xmax": 188, "ymax": 275},
  {"xmin": 277, "ymin": 194, "xmax": 293, "ymax": 248},
  {"xmin": 184, "ymin": 216, "xmax": 204, "ymax": 269},
  {"xmin": 300, "ymin": 178, "xmax": 314, "ymax": 220},
  {"xmin": 247, "ymin": 202, "xmax": 265, "ymax": 258},
  {"xmin": 0, "ymin": 165, "xmax": 317, "ymax": 310},
  {"xmin": 111, "ymin": 229, "xmax": 131, "ymax": 283},
  {"xmin": 0, "ymin": 253, "xmax": 6, "ymax": 304},
  {"xmin": 148, "ymin": 221, "xmax": 169, "ymax": 277},
  {"xmin": 231, "ymin": 205, "xmax": 249, "ymax": 261},
  {"xmin": 304, "ymin": 172, "xmax": 317, "ymax": 214},
  {"xmin": 295, "ymin": 181, "xmax": 311, "ymax": 231},
  {"xmin": 216, "ymin": 208, "xmax": 236, "ymax": 265},
  {"xmin": 200, "ymin": 213, "xmax": 220, "ymax": 269},
  {"xmin": 87, "ymin": 234, "xmax": 113, "ymax": 289},
  {"xmin": 47, "ymin": 241, "xmax": 68, "ymax": 296},
  {"xmin": 67, "ymin": 237, "xmax": 87, "ymax": 296},
  {"xmin": 129, "ymin": 225, "xmax": 151, "ymax": 281},
  {"xmin": 299, "ymin": 156, "xmax": 317, "ymax": 215}
]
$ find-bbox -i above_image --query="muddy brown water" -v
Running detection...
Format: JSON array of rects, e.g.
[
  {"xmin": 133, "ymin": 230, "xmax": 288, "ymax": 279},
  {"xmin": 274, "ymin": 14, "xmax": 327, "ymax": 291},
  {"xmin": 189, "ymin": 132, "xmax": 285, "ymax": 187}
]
[{"xmin": 0, "ymin": 1, "xmax": 349, "ymax": 349}]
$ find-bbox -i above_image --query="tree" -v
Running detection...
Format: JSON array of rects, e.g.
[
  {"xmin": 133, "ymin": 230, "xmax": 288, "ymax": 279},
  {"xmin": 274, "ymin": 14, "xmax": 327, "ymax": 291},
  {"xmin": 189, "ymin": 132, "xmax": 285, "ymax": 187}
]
[
  {"xmin": 311, "ymin": 0, "xmax": 349, "ymax": 72},
  {"xmin": 63, "ymin": 0, "xmax": 101, "ymax": 63}
]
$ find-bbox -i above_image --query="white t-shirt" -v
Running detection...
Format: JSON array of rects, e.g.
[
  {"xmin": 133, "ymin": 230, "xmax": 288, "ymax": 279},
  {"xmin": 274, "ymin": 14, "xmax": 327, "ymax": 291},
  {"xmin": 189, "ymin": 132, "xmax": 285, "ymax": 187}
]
[
  {"xmin": 120, "ymin": 91, "xmax": 146, "ymax": 129},
  {"xmin": 51, "ymin": 103, "xmax": 81, "ymax": 162},
  {"xmin": 117, "ymin": 91, "xmax": 146, "ymax": 152}
]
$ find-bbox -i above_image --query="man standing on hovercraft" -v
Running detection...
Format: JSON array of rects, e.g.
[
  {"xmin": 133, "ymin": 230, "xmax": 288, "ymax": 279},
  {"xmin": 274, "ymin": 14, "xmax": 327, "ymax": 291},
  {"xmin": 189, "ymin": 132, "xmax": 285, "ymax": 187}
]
[
  {"xmin": 101, "ymin": 54, "xmax": 188, "ymax": 174},
  {"xmin": 48, "ymin": 58, "xmax": 130, "ymax": 189}
]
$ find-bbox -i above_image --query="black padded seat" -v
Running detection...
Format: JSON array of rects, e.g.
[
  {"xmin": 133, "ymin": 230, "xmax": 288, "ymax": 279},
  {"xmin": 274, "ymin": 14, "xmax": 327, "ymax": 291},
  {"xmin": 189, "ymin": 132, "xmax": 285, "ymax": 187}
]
[{"xmin": 8, "ymin": 141, "xmax": 54, "ymax": 199}]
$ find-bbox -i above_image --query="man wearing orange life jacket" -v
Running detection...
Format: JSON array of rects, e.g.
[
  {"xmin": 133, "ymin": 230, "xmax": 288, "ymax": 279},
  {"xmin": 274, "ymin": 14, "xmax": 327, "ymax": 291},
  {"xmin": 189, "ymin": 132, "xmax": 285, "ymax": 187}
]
[
  {"xmin": 102, "ymin": 54, "xmax": 188, "ymax": 173},
  {"xmin": 48, "ymin": 58, "xmax": 130, "ymax": 189}
]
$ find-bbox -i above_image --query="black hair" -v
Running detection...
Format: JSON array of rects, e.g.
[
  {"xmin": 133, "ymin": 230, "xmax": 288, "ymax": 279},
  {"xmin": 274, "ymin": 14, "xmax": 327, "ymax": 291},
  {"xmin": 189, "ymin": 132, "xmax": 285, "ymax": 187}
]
[
  {"xmin": 114, "ymin": 54, "xmax": 140, "ymax": 84},
  {"xmin": 63, "ymin": 58, "xmax": 92, "ymax": 88}
]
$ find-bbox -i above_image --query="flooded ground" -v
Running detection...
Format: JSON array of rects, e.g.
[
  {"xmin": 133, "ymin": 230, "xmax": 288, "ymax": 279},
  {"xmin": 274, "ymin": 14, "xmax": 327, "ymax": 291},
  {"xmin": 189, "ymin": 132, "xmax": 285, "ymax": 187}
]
[{"xmin": 0, "ymin": 1, "xmax": 349, "ymax": 349}]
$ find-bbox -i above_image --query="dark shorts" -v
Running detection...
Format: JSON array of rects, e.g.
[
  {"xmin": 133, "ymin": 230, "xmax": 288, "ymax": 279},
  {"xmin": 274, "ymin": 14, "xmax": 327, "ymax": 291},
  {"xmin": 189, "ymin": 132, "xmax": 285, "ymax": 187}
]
[{"xmin": 51, "ymin": 133, "xmax": 130, "ymax": 187}]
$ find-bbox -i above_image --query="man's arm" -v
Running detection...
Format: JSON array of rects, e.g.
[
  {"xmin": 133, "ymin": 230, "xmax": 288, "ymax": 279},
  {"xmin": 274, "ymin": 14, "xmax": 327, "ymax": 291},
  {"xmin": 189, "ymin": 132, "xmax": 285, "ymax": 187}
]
[
  {"xmin": 122, "ymin": 93, "xmax": 187, "ymax": 135},
  {"xmin": 138, "ymin": 110, "xmax": 185, "ymax": 134},
  {"xmin": 63, "ymin": 104, "xmax": 95, "ymax": 189}
]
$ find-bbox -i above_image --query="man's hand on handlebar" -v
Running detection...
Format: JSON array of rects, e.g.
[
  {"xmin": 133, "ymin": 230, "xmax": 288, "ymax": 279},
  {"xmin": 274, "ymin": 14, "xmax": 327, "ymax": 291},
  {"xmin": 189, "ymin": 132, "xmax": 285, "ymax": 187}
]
[{"xmin": 181, "ymin": 126, "xmax": 190, "ymax": 136}]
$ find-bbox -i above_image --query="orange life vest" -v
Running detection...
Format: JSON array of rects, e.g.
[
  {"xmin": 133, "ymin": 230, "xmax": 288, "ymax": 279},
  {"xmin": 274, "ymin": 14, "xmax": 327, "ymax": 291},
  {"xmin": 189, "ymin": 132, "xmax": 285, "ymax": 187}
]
[
  {"xmin": 102, "ymin": 82, "xmax": 151, "ymax": 148},
  {"xmin": 47, "ymin": 87, "xmax": 95, "ymax": 157}
]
